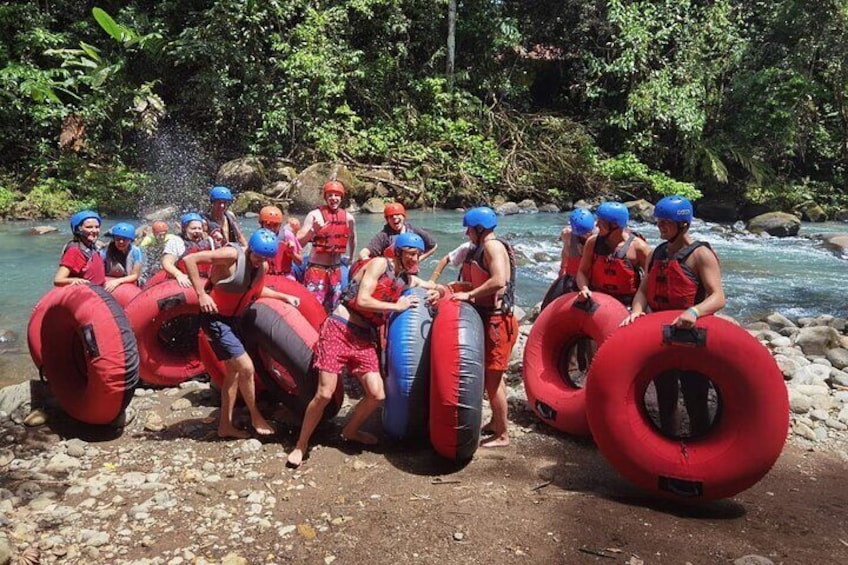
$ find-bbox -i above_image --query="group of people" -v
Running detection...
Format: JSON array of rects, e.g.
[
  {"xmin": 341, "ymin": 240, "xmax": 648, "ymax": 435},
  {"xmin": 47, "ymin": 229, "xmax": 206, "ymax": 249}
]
[
  {"xmin": 555, "ymin": 196, "xmax": 725, "ymax": 437},
  {"xmin": 53, "ymin": 180, "xmax": 723, "ymax": 465}
]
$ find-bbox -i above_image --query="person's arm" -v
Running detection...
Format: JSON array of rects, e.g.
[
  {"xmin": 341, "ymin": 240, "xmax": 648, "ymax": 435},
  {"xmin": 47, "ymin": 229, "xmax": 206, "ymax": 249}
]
[
  {"xmin": 409, "ymin": 274, "xmax": 448, "ymax": 303},
  {"xmin": 451, "ymin": 240, "xmax": 507, "ymax": 303},
  {"xmin": 355, "ymin": 258, "xmax": 417, "ymax": 313},
  {"xmin": 621, "ymin": 252, "xmax": 653, "ymax": 326},
  {"xmin": 259, "ymin": 285, "xmax": 301, "ymax": 306},
  {"xmin": 635, "ymin": 237, "xmax": 652, "ymax": 273},
  {"xmin": 671, "ymin": 248, "xmax": 726, "ymax": 328},
  {"xmin": 429, "ymin": 254, "xmax": 450, "ymax": 282},
  {"xmin": 297, "ymin": 211, "xmax": 318, "ymax": 246},
  {"xmin": 347, "ymin": 214, "xmax": 357, "ymax": 263},
  {"xmin": 182, "ymin": 248, "xmax": 235, "ymax": 314},
  {"xmin": 162, "ymin": 253, "xmax": 190, "ymax": 288},
  {"xmin": 575, "ymin": 235, "xmax": 597, "ymax": 300},
  {"xmin": 53, "ymin": 248, "xmax": 88, "ymax": 286}
]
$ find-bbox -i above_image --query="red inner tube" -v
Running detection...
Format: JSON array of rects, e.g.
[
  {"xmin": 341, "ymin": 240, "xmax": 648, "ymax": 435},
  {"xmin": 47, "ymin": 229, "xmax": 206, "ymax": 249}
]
[
  {"xmin": 522, "ymin": 292, "xmax": 628, "ymax": 436},
  {"xmin": 28, "ymin": 285, "xmax": 139, "ymax": 424},
  {"xmin": 125, "ymin": 280, "xmax": 205, "ymax": 386},
  {"xmin": 585, "ymin": 311, "xmax": 790, "ymax": 501},
  {"xmin": 264, "ymin": 274, "xmax": 327, "ymax": 330},
  {"xmin": 107, "ymin": 279, "xmax": 142, "ymax": 308}
]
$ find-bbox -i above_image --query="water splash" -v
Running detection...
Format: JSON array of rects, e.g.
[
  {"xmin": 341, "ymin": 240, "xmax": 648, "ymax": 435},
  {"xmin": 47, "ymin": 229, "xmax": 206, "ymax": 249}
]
[{"xmin": 134, "ymin": 121, "xmax": 216, "ymax": 216}]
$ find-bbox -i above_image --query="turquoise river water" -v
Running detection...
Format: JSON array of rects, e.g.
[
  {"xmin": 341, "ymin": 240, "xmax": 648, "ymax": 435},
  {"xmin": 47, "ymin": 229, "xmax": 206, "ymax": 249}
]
[{"xmin": 1, "ymin": 210, "xmax": 846, "ymax": 388}]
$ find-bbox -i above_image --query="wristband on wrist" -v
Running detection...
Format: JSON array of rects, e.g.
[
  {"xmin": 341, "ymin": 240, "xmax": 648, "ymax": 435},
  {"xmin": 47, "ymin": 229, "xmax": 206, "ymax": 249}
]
[{"xmin": 686, "ymin": 306, "xmax": 701, "ymax": 319}]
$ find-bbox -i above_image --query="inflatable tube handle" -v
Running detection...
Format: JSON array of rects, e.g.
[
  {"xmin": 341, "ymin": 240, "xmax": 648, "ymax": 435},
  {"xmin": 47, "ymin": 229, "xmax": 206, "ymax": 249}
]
[
  {"xmin": 81, "ymin": 324, "xmax": 101, "ymax": 358},
  {"xmin": 662, "ymin": 325, "xmax": 707, "ymax": 347},
  {"xmin": 572, "ymin": 297, "xmax": 599, "ymax": 315},
  {"xmin": 157, "ymin": 293, "xmax": 187, "ymax": 312},
  {"xmin": 658, "ymin": 475, "xmax": 703, "ymax": 498}
]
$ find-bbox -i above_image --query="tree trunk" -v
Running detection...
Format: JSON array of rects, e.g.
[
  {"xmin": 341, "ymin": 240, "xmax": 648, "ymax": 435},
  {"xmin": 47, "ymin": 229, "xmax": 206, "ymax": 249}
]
[{"xmin": 447, "ymin": 0, "xmax": 456, "ymax": 91}]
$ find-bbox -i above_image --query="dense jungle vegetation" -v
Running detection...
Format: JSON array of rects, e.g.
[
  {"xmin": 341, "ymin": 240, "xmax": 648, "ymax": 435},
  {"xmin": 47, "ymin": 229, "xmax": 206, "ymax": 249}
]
[{"xmin": 1, "ymin": 1, "xmax": 846, "ymax": 217}]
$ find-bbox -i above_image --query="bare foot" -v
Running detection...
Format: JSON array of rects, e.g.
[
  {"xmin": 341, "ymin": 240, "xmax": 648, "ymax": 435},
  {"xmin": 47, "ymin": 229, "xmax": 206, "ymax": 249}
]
[
  {"xmin": 252, "ymin": 417, "xmax": 276, "ymax": 436},
  {"xmin": 341, "ymin": 430, "xmax": 379, "ymax": 445},
  {"xmin": 218, "ymin": 425, "xmax": 250, "ymax": 440},
  {"xmin": 286, "ymin": 448, "xmax": 305, "ymax": 469},
  {"xmin": 480, "ymin": 434, "xmax": 510, "ymax": 448}
]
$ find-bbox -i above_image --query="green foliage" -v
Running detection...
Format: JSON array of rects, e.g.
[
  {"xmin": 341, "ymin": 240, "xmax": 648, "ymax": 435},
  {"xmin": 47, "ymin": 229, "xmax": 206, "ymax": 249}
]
[
  {"xmin": 597, "ymin": 154, "xmax": 702, "ymax": 200},
  {"xmin": 19, "ymin": 179, "xmax": 94, "ymax": 218},
  {"xmin": 0, "ymin": 186, "xmax": 19, "ymax": 215}
]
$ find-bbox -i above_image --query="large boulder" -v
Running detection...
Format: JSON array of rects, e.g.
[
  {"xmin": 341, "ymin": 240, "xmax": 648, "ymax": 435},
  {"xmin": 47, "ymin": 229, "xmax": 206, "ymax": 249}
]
[
  {"xmin": 517, "ymin": 199, "xmax": 538, "ymax": 213},
  {"xmin": 836, "ymin": 209, "xmax": 848, "ymax": 222},
  {"xmin": 739, "ymin": 202, "xmax": 774, "ymax": 221},
  {"xmin": 216, "ymin": 156, "xmax": 268, "ymax": 193},
  {"xmin": 795, "ymin": 201, "xmax": 827, "ymax": 222},
  {"xmin": 289, "ymin": 163, "xmax": 356, "ymax": 213},
  {"xmin": 268, "ymin": 161, "xmax": 298, "ymax": 183},
  {"xmin": 496, "ymin": 202, "xmax": 520, "ymax": 216},
  {"xmin": 625, "ymin": 199, "xmax": 654, "ymax": 222},
  {"xmin": 695, "ymin": 197, "xmax": 738, "ymax": 223},
  {"xmin": 29, "ymin": 225, "xmax": 58, "ymax": 235},
  {"xmin": 144, "ymin": 206, "xmax": 177, "ymax": 222},
  {"xmin": 231, "ymin": 190, "xmax": 271, "ymax": 215},
  {"xmin": 361, "ymin": 197, "xmax": 386, "ymax": 214},
  {"xmin": 746, "ymin": 212, "xmax": 801, "ymax": 237}
]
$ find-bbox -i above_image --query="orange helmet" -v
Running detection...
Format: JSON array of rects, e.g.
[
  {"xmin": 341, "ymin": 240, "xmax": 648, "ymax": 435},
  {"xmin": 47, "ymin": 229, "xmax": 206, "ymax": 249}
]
[
  {"xmin": 323, "ymin": 180, "xmax": 345, "ymax": 197},
  {"xmin": 152, "ymin": 220, "xmax": 169, "ymax": 235},
  {"xmin": 259, "ymin": 205, "xmax": 283, "ymax": 226},
  {"xmin": 384, "ymin": 202, "xmax": 406, "ymax": 218}
]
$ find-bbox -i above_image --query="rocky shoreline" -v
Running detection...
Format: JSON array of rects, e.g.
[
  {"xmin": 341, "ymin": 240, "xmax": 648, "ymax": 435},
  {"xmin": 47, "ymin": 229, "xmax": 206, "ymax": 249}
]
[{"xmin": 0, "ymin": 310, "xmax": 847, "ymax": 564}]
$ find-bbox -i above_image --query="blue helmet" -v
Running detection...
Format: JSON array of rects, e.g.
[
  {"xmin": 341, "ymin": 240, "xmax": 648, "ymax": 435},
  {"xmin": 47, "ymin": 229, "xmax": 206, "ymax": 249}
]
[
  {"xmin": 70, "ymin": 210, "xmax": 102, "ymax": 234},
  {"xmin": 180, "ymin": 212, "xmax": 204, "ymax": 229},
  {"xmin": 248, "ymin": 228, "xmax": 279, "ymax": 259},
  {"xmin": 654, "ymin": 195, "xmax": 693, "ymax": 223},
  {"xmin": 209, "ymin": 185, "xmax": 233, "ymax": 202},
  {"xmin": 109, "ymin": 222, "xmax": 136, "ymax": 240},
  {"xmin": 569, "ymin": 208, "xmax": 595, "ymax": 237},
  {"xmin": 394, "ymin": 232, "xmax": 425, "ymax": 252},
  {"xmin": 462, "ymin": 206, "xmax": 498, "ymax": 230},
  {"xmin": 596, "ymin": 202, "xmax": 629, "ymax": 229}
]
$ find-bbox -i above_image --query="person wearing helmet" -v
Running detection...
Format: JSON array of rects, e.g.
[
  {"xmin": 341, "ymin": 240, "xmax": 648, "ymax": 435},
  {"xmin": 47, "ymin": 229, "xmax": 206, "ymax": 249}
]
[
  {"xmin": 297, "ymin": 179, "xmax": 357, "ymax": 312},
  {"xmin": 54, "ymin": 210, "xmax": 106, "ymax": 287},
  {"xmin": 286, "ymin": 231, "xmax": 446, "ymax": 468},
  {"xmin": 358, "ymin": 202, "xmax": 438, "ymax": 262},
  {"xmin": 623, "ymin": 195, "xmax": 725, "ymax": 437},
  {"xmin": 282, "ymin": 217, "xmax": 304, "ymax": 281},
  {"xmin": 159, "ymin": 212, "xmax": 217, "ymax": 288},
  {"xmin": 100, "ymin": 222, "xmax": 143, "ymax": 292},
  {"xmin": 576, "ymin": 200, "xmax": 651, "ymax": 306},
  {"xmin": 539, "ymin": 208, "xmax": 597, "ymax": 311},
  {"xmin": 206, "ymin": 185, "xmax": 247, "ymax": 247},
  {"xmin": 183, "ymin": 228, "xmax": 301, "ymax": 440},
  {"xmin": 139, "ymin": 220, "xmax": 180, "ymax": 284},
  {"xmin": 450, "ymin": 206, "xmax": 518, "ymax": 448},
  {"xmin": 258, "ymin": 206, "xmax": 303, "ymax": 278}
]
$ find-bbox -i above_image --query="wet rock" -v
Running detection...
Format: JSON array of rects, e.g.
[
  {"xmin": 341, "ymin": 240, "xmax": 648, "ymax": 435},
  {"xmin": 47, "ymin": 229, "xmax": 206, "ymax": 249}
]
[
  {"xmin": 746, "ymin": 212, "xmax": 801, "ymax": 237},
  {"xmin": 290, "ymin": 163, "xmax": 356, "ymax": 213},
  {"xmin": 216, "ymin": 157, "xmax": 268, "ymax": 194},
  {"xmin": 826, "ymin": 348, "xmax": 848, "ymax": 370},
  {"xmin": 764, "ymin": 312, "xmax": 796, "ymax": 330},
  {"xmin": 496, "ymin": 202, "xmax": 520, "ymax": 216},
  {"xmin": 361, "ymin": 197, "xmax": 386, "ymax": 214},
  {"xmin": 538, "ymin": 204, "xmax": 560, "ymax": 213},
  {"xmin": 795, "ymin": 201, "xmax": 827, "ymax": 222},
  {"xmin": 517, "ymin": 199, "xmax": 538, "ymax": 213},
  {"xmin": 144, "ymin": 206, "xmax": 177, "ymax": 222},
  {"xmin": 793, "ymin": 326, "xmax": 842, "ymax": 356},
  {"xmin": 29, "ymin": 225, "xmax": 58, "ymax": 235},
  {"xmin": 625, "ymin": 199, "xmax": 655, "ymax": 223}
]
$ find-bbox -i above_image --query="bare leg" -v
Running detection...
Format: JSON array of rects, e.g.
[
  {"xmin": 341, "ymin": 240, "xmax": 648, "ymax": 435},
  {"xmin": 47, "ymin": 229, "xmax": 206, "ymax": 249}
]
[
  {"xmin": 655, "ymin": 372, "xmax": 681, "ymax": 436},
  {"xmin": 218, "ymin": 363, "xmax": 249, "ymax": 439},
  {"xmin": 341, "ymin": 371, "xmax": 383, "ymax": 445},
  {"xmin": 680, "ymin": 372, "xmax": 711, "ymax": 437},
  {"xmin": 227, "ymin": 353, "xmax": 274, "ymax": 436},
  {"xmin": 480, "ymin": 369, "xmax": 509, "ymax": 447},
  {"xmin": 287, "ymin": 370, "xmax": 339, "ymax": 468}
]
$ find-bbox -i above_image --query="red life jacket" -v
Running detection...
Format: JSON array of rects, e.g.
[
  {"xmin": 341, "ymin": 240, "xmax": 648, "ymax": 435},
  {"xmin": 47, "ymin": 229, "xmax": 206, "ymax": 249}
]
[
  {"xmin": 459, "ymin": 238, "xmax": 516, "ymax": 314},
  {"xmin": 208, "ymin": 244, "xmax": 266, "ymax": 317},
  {"xmin": 646, "ymin": 241, "xmax": 715, "ymax": 312},
  {"xmin": 61, "ymin": 240, "xmax": 106, "ymax": 285},
  {"xmin": 176, "ymin": 237, "xmax": 213, "ymax": 276},
  {"xmin": 312, "ymin": 206, "xmax": 350, "ymax": 254},
  {"xmin": 559, "ymin": 233, "xmax": 584, "ymax": 277},
  {"xmin": 267, "ymin": 241, "xmax": 294, "ymax": 275},
  {"xmin": 342, "ymin": 259, "xmax": 406, "ymax": 327},
  {"xmin": 589, "ymin": 233, "xmax": 643, "ymax": 302}
]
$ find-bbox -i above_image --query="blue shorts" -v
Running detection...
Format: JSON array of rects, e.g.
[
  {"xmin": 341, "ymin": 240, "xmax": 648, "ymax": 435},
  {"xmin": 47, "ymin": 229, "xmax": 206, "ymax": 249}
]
[{"xmin": 200, "ymin": 314, "xmax": 246, "ymax": 361}]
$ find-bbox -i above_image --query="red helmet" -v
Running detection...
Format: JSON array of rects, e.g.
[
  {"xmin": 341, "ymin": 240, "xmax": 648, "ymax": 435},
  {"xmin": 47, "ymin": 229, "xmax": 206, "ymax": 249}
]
[
  {"xmin": 259, "ymin": 205, "xmax": 283, "ymax": 226},
  {"xmin": 384, "ymin": 202, "xmax": 406, "ymax": 218},
  {"xmin": 152, "ymin": 220, "xmax": 169, "ymax": 235},
  {"xmin": 323, "ymin": 180, "xmax": 345, "ymax": 197}
]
